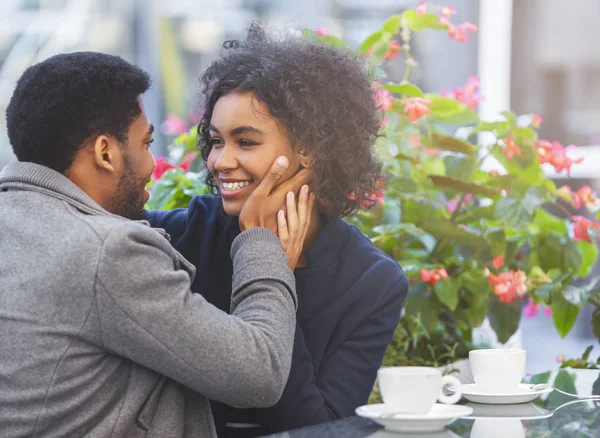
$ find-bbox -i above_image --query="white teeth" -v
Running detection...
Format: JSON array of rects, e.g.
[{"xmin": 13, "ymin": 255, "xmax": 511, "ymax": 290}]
[{"xmin": 222, "ymin": 181, "xmax": 251, "ymax": 191}]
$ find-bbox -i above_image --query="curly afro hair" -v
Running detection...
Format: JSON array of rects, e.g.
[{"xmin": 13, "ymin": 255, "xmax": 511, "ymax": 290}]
[
  {"xmin": 6, "ymin": 52, "xmax": 151, "ymax": 174},
  {"xmin": 197, "ymin": 24, "xmax": 382, "ymax": 218}
]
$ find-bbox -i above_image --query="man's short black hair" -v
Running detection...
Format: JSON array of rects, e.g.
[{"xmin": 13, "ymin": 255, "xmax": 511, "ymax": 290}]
[{"xmin": 6, "ymin": 51, "xmax": 151, "ymax": 174}]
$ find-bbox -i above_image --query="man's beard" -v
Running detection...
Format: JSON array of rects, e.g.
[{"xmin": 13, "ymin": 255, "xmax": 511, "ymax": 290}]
[{"xmin": 109, "ymin": 155, "xmax": 147, "ymax": 220}]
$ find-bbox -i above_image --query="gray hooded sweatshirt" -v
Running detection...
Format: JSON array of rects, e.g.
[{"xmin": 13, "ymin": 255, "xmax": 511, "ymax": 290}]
[{"xmin": 0, "ymin": 162, "xmax": 297, "ymax": 437}]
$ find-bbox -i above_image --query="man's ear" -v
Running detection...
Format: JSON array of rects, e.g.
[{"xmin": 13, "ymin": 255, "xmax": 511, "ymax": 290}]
[
  {"xmin": 92, "ymin": 135, "xmax": 119, "ymax": 173},
  {"xmin": 297, "ymin": 145, "xmax": 315, "ymax": 168}
]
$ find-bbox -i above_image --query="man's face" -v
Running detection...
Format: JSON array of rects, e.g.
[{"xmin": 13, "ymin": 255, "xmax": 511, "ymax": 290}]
[{"xmin": 108, "ymin": 108, "xmax": 155, "ymax": 220}]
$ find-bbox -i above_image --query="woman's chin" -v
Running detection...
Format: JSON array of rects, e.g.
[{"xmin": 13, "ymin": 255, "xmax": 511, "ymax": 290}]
[{"xmin": 220, "ymin": 199, "xmax": 243, "ymax": 217}]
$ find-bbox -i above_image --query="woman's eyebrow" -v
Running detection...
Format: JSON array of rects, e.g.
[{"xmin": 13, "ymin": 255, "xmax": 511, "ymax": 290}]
[{"xmin": 209, "ymin": 124, "xmax": 265, "ymax": 136}]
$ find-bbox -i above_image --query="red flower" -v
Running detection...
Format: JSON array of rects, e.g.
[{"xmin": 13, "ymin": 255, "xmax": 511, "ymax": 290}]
[
  {"xmin": 401, "ymin": 97, "xmax": 432, "ymax": 123},
  {"xmin": 420, "ymin": 268, "xmax": 448, "ymax": 285},
  {"xmin": 152, "ymin": 157, "xmax": 176, "ymax": 180},
  {"xmin": 573, "ymin": 216, "xmax": 600, "ymax": 243},
  {"xmin": 487, "ymin": 270, "xmax": 528, "ymax": 304},
  {"xmin": 531, "ymin": 114, "xmax": 543, "ymax": 128},
  {"xmin": 383, "ymin": 40, "xmax": 401, "ymax": 61},
  {"xmin": 572, "ymin": 185, "xmax": 599, "ymax": 210},
  {"xmin": 491, "ymin": 255, "xmax": 504, "ymax": 269},
  {"xmin": 502, "ymin": 138, "xmax": 522, "ymax": 160}
]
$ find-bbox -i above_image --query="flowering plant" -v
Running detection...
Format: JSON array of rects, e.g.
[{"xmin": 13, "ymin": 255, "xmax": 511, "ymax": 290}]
[
  {"xmin": 346, "ymin": 2, "xmax": 600, "ymax": 367},
  {"xmin": 148, "ymin": 3, "xmax": 600, "ymax": 370}
]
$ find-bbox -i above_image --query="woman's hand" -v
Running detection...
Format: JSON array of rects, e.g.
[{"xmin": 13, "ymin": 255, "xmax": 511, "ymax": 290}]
[{"xmin": 277, "ymin": 185, "xmax": 315, "ymax": 270}]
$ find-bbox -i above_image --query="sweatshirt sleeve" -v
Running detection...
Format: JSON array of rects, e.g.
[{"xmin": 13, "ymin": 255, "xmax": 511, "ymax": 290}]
[{"xmin": 94, "ymin": 222, "xmax": 297, "ymax": 409}]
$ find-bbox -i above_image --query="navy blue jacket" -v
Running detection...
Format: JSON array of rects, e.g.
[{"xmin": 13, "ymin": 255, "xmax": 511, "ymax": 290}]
[{"xmin": 146, "ymin": 196, "xmax": 408, "ymax": 436}]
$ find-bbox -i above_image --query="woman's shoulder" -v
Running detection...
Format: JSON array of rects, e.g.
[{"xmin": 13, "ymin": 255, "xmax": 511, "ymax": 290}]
[{"xmin": 322, "ymin": 219, "xmax": 407, "ymax": 291}]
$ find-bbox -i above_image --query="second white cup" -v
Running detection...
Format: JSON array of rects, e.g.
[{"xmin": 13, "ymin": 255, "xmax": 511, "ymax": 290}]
[
  {"xmin": 469, "ymin": 348, "xmax": 526, "ymax": 393},
  {"xmin": 377, "ymin": 366, "xmax": 462, "ymax": 414}
]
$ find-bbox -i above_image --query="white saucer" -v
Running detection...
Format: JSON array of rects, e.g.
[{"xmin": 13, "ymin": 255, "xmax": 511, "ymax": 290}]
[
  {"xmin": 355, "ymin": 403, "xmax": 474, "ymax": 433},
  {"xmin": 463, "ymin": 402, "xmax": 553, "ymax": 420},
  {"xmin": 462, "ymin": 383, "xmax": 553, "ymax": 404}
]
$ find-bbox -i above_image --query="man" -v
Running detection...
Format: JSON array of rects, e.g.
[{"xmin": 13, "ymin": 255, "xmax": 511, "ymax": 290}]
[{"xmin": 0, "ymin": 52, "xmax": 311, "ymax": 437}]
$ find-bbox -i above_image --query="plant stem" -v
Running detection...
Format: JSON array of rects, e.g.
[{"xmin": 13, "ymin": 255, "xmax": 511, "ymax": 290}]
[
  {"xmin": 553, "ymin": 201, "xmax": 574, "ymax": 221},
  {"xmin": 430, "ymin": 193, "xmax": 467, "ymax": 260}
]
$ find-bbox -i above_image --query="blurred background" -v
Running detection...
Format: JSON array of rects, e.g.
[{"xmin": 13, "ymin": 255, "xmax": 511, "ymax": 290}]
[{"xmin": 0, "ymin": 0, "xmax": 598, "ymax": 370}]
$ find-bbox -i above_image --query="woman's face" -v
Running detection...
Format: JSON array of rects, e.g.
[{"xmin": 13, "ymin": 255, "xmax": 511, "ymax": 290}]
[{"xmin": 207, "ymin": 92, "xmax": 304, "ymax": 216}]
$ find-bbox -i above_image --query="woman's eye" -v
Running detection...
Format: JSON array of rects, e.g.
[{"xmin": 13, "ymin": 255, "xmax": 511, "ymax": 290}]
[
  {"xmin": 239, "ymin": 139, "xmax": 257, "ymax": 147},
  {"xmin": 210, "ymin": 137, "xmax": 224, "ymax": 147}
]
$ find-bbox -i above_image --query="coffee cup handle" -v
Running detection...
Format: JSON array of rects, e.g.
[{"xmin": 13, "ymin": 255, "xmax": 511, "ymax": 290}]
[{"xmin": 439, "ymin": 375, "xmax": 462, "ymax": 405}]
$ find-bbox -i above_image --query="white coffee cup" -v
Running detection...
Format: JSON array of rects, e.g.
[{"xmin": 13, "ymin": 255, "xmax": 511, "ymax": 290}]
[
  {"xmin": 377, "ymin": 366, "xmax": 462, "ymax": 414},
  {"xmin": 469, "ymin": 348, "xmax": 526, "ymax": 393}
]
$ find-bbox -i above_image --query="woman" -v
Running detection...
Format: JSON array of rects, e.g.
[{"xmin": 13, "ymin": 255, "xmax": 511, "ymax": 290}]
[{"xmin": 146, "ymin": 24, "xmax": 408, "ymax": 436}]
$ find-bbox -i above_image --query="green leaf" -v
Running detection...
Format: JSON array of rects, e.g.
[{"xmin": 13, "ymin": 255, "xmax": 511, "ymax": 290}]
[
  {"xmin": 486, "ymin": 227, "xmax": 507, "ymax": 256},
  {"xmin": 552, "ymin": 289, "xmax": 580, "ymax": 338},
  {"xmin": 563, "ymin": 275, "xmax": 600, "ymax": 306},
  {"xmin": 484, "ymin": 174, "xmax": 517, "ymax": 190},
  {"xmin": 402, "ymin": 10, "xmax": 448, "ymax": 31},
  {"xmin": 420, "ymin": 219, "xmax": 490, "ymax": 251},
  {"xmin": 431, "ymin": 133, "xmax": 477, "ymax": 155},
  {"xmin": 434, "ymin": 278, "xmax": 459, "ymax": 311},
  {"xmin": 471, "ymin": 121, "xmax": 510, "ymax": 137},
  {"xmin": 426, "ymin": 96, "xmax": 480, "ymax": 126},
  {"xmin": 444, "ymin": 154, "xmax": 478, "ymax": 181},
  {"xmin": 404, "ymin": 285, "xmax": 440, "ymax": 332},
  {"xmin": 429, "ymin": 175, "xmax": 500, "ymax": 197},
  {"xmin": 488, "ymin": 294, "xmax": 522, "ymax": 344},
  {"xmin": 359, "ymin": 31, "xmax": 383, "ymax": 55},
  {"xmin": 593, "ymin": 310, "xmax": 600, "ymax": 341},
  {"xmin": 533, "ymin": 209, "xmax": 567, "ymax": 235},
  {"xmin": 383, "ymin": 83, "xmax": 424, "ymax": 98},
  {"xmin": 528, "ymin": 371, "xmax": 551, "ymax": 385},
  {"xmin": 513, "ymin": 127, "xmax": 538, "ymax": 142},
  {"xmin": 382, "ymin": 14, "xmax": 403, "ymax": 33},
  {"xmin": 371, "ymin": 32, "xmax": 394, "ymax": 58},
  {"xmin": 495, "ymin": 186, "xmax": 548, "ymax": 229},
  {"xmin": 495, "ymin": 196, "xmax": 534, "ymax": 229},
  {"xmin": 582, "ymin": 345, "xmax": 594, "ymax": 361},
  {"xmin": 578, "ymin": 240, "xmax": 599, "ymax": 277},
  {"xmin": 501, "ymin": 110, "xmax": 517, "ymax": 125}
]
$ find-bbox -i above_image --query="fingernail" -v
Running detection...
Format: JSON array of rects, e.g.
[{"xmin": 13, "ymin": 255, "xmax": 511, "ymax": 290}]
[
  {"xmin": 277, "ymin": 156, "xmax": 289, "ymax": 167},
  {"xmin": 288, "ymin": 192, "xmax": 294, "ymax": 200},
  {"xmin": 302, "ymin": 185, "xmax": 308, "ymax": 194}
]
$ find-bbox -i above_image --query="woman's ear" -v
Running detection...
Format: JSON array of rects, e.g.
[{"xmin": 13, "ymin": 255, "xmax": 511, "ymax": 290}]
[{"xmin": 297, "ymin": 145, "xmax": 315, "ymax": 168}]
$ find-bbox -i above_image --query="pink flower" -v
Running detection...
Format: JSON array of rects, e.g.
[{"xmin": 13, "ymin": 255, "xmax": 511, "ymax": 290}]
[
  {"xmin": 152, "ymin": 157, "xmax": 176, "ymax": 180},
  {"xmin": 487, "ymin": 270, "xmax": 528, "ymax": 304},
  {"xmin": 573, "ymin": 215, "xmax": 600, "ymax": 242},
  {"xmin": 572, "ymin": 185, "xmax": 599, "ymax": 210},
  {"xmin": 421, "ymin": 268, "xmax": 448, "ymax": 285},
  {"xmin": 416, "ymin": 2, "xmax": 427, "ymax": 16},
  {"xmin": 544, "ymin": 307, "xmax": 552, "ymax": 317},
  {"xmin": 557, "ymin": 354, "xmax": 565, "ymax": 363},
  {"xmin": 536, "ymin": 140, "xmax": 584, "ymax": 177},
  {"xmin": 446, "ymin": 22, "xmax": 477, "ymax": 42},
  {"xmin": 347, "ymin": 178, "xmax": 386, "ymax": 208},
  {"xmin": 440, "ymin": 76, "xmax": 482, "ymax": 109},
  {"xmin": 161, "ymin": 114, "xmax": 189, "ymax": 136},
  {"xmin": 523, "ymin": 297, "xmax": 540, "ymax": 318},
  {"xmin": 531, "ymin": 114, "xmax": 543, "ymax": 128},
  {"xmin": 373, "ymin": 88, "xmax": 393, "ymax": 112},
  {"xmin": 502, "ymin": 138, "xmax": 522, "ymax": 160},
  {"xmin": 401, "ymin": 97, "xmax": 432, "ymax": 122},
  {"xmin": 439, "ymin": 6, "xmax": 456, "ymax": 24},
  {"xmin": 383, "ymin": 40, "xmax": 401, "ymax": 61},
  {"xmin": 492, "ymin": 255, "xmax": 504, "ymax": 269},
  {"xmin": 315, "ymin": 26, "xmax": 327, "ymax": 37},
  {"xmin": 447, "ymin": 193, "xmax": 473, "ymax": 212}
]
